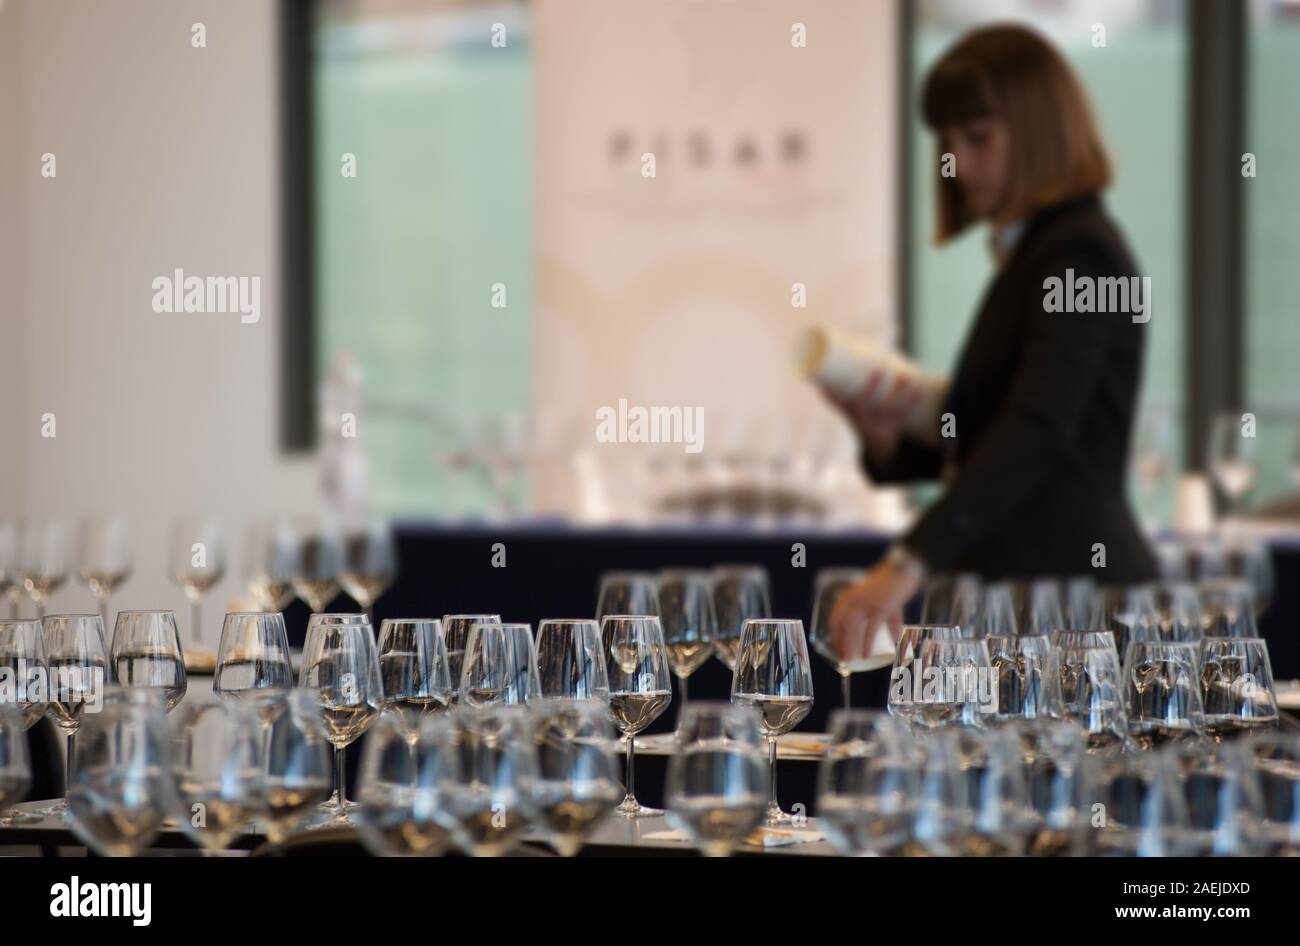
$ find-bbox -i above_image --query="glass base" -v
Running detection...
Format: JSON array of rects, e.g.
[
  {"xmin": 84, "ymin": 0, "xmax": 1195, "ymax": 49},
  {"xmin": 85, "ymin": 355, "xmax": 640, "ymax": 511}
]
[
  {"xmin": 615, "ymin": 795, "xmax": 661, "ymax": 818},
  {"xmin": 0, "ymin": 809, "xmax": 42, "ymax": 826},
  {"xmin": 32, "ymin": 799, "xmax": 67, "ymax": 818},
  {"xmin": 763, "ymin": 802, "xmax": 791, "ymax": 827}
]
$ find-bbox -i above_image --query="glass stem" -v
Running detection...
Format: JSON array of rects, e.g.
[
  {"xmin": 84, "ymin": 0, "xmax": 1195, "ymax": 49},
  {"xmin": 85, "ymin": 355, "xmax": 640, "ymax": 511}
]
[
  {"xmin": 842, "ymin": 672, "xmax": 851, "ymax": 711},
  {"xmin": 624, "ymin": 733, "xmax": 635, "ymax": 804},
  {"xmin": 768, "ymin": 737, "xmax": 778, "ymax": 812},
  {"xmin": 335, "ymin": 746, "xmax": 347, "ymax": 810},
  {"xmin": 191, "ymin": 600, "xmax": 201, "ymax": 645},
  {"xmin": 100, "ymin": 597, "xmax": 109, "ymax": 632},
  {"xmin": 66, "ymin": 733, "xmax": 76, "ymax": 799},
  {"xmin": 37, "ymin": 601, "xmax": 46, "ymax": 621},
  {"xmin": 365, "ymin": 605, "xmax": 374, "ymax": 627},
  {"xmin": 680, "ymin": 674, "xmax": 688, "ymax": 713}
]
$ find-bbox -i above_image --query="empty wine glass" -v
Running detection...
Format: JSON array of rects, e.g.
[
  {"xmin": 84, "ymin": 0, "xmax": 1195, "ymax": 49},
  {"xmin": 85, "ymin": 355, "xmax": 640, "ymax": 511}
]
[
  {"xmin": 960, "ymin": 726, "xmax": 1038, "ymax": 856},
  {"xmin": 1082, "ymin": 750, "xmax": 1191, "ymax": 856},
  {"xmin": 532, "ymin": 699, "xmax": 622, "ymax": 856},
  {"xmin": 171, "ymin": 700, "xmax": 263, "ymax": 853},
  {"xmin": 816, "ymin": 709, "xmax": 916, "ymax": 856},
  {"xmin": 535, "ymin": 619, "xmax": 608, "ymax": 702},
  {"xmin": 972, "ymin": 582, "xmax": 1019, "ymax": 638},
  {"xmin": 459, "ymin": 622, "xmax": 540, "ymax": 707},
  {"xmin": 441, "ymin": 614, "xmax": 500, "ymax": 703},
  {"xmin": 602, "ymin": 614, "xmax": 672, "ymax": 817},
  {"xmin": 292, "ymin": 518, "xmax": 343, "ymax": 614},
  {"xmin": 1162, "ymin": 738, "xmax": 1264, "ymax": 856},
  {"xmin": 169, "ymin": 518, "xmax": 225, "ymax": 647},
  {"xmin": 341, "ymin": 521, "xmax": 398, "ymax": 624},
  {"xmin": 19, "ymin": 520, "xmax": 68, "ymax": 619},
  {"xmin": 1009, "ymin": 579, "xmax": 1066, "ymax": 636},
  {"xmin": 986, "ymin": 633, "xmax": 1058, "ymax": 723},
  {"xmin": 666, "ymin": 702, "xmax": 768, "ymax": 856},
  {"xmin": 595, "ymin": 571, "xmax": 659, "ymax": 622},
  {"xmin": 1018, "ymin": 717, "xmax": 1088, "ymax": 857},
  {"xmin": 66, "ymin": 687, "xmax": 175, "ymax": 855},
  {"xmin": 1090, "ymin": 585, "xmax": 1160, "ymax": 657},
  {"xmin": 1153, "ymin": 581, "xmax": 1203, "ymax": 642},
  {"xmin": 908, "ymin": 728, "xmax": 972, "ymax": 856},
  {"xmin": 1245, "ymin": 732, "xmax": 1300, "ymax": 856},
  {"xmin": 913, "ymin": 637, "xmax": 992, "ymax": 729},
  {"xmin": 0, "ymin": 521, "xmax": 20, "ymax": 618},
  {"xmin": 810, "ymin": 567, "xmax": 894, "ymax": 710},
  {"xmin": 243, "ymin": 518, "xmax": 300, "ymax": 612},
  {"xmin": 0, "ymin": 618, "xmax": 46, "ymax": 824},
  {"xmin": 111, "ymin": 610, "xmax": 187, "ymax": 712},
  {"xmin": 887, "ymin": 624, "xmax": 962, "ymax": 725},
  {"xmin": 1199, "ymin": 578, "xmax": 1258, "ymax": 637},
  {"xmin": 1052, "ymin": 635, "xmax": 1127, "ymax": 753},
  {"xmin": 730, "ymin": 618, "xmax": 814, "ymax": 826},
  {"xmin": 213, "ymin": 612, "xmax": 294, "ymax": 731},
  {"xmin": 919, "ymin": 573, "xmax": 982, "ymax": 634},
  {"xmin": 1207, "ymin": 411, "xmax": 1257, "ymax": 514},
  {"xmin": 710, "ymin": 565, "xmax": 770, "ymax": 671},
  {"xmin": 259, "ymin": 688, "xmax": 333, "ymax": 843},
  {"xmin": 444, "ymin": 704, "xmax": 539, "ymax": 855},
  {"xmin": 299, "ymin": 613, "xmax": 382, "ymax": 820},
  {"xmin": 356, "ymin": 711, "xmax": 457, "ymax": 857},
  {"xmin": 0, "ymin": 704, "xmax": 31, "ymax": 827},
  {"xmin": 76, "ymin": 515, "xmax": 131, "ymax": 629},
  {"xmin": 1124, "ymin": 640, "xmax": 1204, "ymax": 749},
  {"xmin": 1063, "ymin": 575, "xmax": 1098, "ymax": 629},
  {"xmin": 1199, "ymin": 636, "xmax": 1278, "ymax": 741},
  {"xmin": 656, "ymin": 570, "xmax": 716, "ymax": 714},
  {"xmin": 40, "ymin": 613, "xmax": 108, "ymax": 816},
  {"xmin": 377, "ymin": 618, "xmax": 453, "ymax": 742}
]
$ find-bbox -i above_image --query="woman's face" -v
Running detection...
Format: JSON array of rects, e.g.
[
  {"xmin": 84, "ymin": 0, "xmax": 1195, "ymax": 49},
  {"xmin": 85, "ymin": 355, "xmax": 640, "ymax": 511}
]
[{"xmin": 942, "ymin": 118, "xmax": 1011, "ymax": 220}]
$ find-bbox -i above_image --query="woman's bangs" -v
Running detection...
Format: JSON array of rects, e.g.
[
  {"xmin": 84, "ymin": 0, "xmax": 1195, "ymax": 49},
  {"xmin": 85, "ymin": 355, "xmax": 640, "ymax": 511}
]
[{"xmin": 921, "ymin": 57, "xmax": 999, "ymax": 129}]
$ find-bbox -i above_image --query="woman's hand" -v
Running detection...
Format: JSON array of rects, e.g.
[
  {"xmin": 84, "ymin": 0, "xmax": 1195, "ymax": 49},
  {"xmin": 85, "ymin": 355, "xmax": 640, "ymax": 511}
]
[
  {"xmin": 818, "ymin": 372, "xmax": 923, "ymax": 459},
  {"xmin": 829, "ymin": 560, "xmax": 922, "ymax": 662}
]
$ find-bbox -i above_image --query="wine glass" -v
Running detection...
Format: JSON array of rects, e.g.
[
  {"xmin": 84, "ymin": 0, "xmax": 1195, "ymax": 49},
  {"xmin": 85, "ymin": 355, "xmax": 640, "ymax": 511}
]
[
  {"xmin": 1207, "ymin": 411, "xmax": 1257, "ymax": 514},
  {"xmin": 985, "ymin": 633, "xmax": 1058, "ymax": 723},
  {"xmin": 111, "ymin": 611, "xmax": 187, "ymax": 711},
  {"xmin": 920, "ymin": 573, "xmax": 982, "ymax": 637},
  {"xmin": 213, "ymin": 612, "xmax": 294, "ymax": 732},
  {"xmin": 887, "ymin": 624, "xmax": 962, "ymax": 725},
  {"xmin": 169, "ymin": 518, "xmax": 225, "ymax": 647},
  {"xmin": 65, "ymin": 687, "xmax": 175, "ymax": 855},
  {"xmin": 1224, "ymin": 537, "xmax": 1274, "ymax": 617},
  {"xmin": 1162, "ymin": 738, "xmax": 1264, "ymax": 856},
  {"xmin": 40, "ymin": 613, "xmax": 108, "ymax": 816},
  {"xmin": 170, "ymin": 700, "xmax": 264, "ymax": 853},
  {"xmin": 243, "ymin": 518, "xmax": 300, "ymax": 612},
  {"xmin": 299, "ymin": 613, "xmax": 382, "ymax": 820},
  {"xmin": 815, "ymin": 709, "xmax": 916, "ymax": 856},
  {"xmin": 459, "ymin": 622, "xmax": 540, "ymax": 707},
  {"xmin": 341, "ymin": 520, "xmax": 397, "ymax": 624},
  {"xmin": 1018, "ymin": 717, "xmax": 1088, "ymax": 857},
  {"xmin": 710, "ymin": 565, "xmax": 770, "ymax": 672},
  {"xmin": 377, "ymin": 618, "xmax": 453, "ymax": 742},
  {"xmin": 356, "ymin": 711, "xmax": 458, "ymax": 856},
  {"xmin": 259, "ymin": 688, "xmax": 334, "ymax": 843},
  {"xmin": 959, "ymin": 726, "xmax": 1037, "ymax": 856},
  {"xmin": 1051, "ymin": 635, "xmax": 1127, "ymax": 753},
  {"xmin": 1063, "ymin": 575, "xmax": 1098, "ymax": 629},
  {"xmin": 602, "ymin": 614, "xmax": 672, "ymax": 817},
  {"xmin": 531, "ymin": 699, "xmax": 622, "ymax": 855},
  {"xmin": 443, "ymin": 704, "xmax": 539, "ymax": 855},
  {"xmin": 0, "ymin": 521, "xmax": 20, "ymax": 618},
  {"xmin": 595, "ymin": 571, "xmax": 659, "ymax": 622},
  {"xmin": 1081, "ymin": 750, "xmax": 1191, "ymax": 856},
  {"xmin": 0, "ymin": 704, "xmax": 31, "ymax": 828},
  {"xmin": 1245, "ymin": 732, "xmax": 1300, "ymax": 856},
  {"xmin": 292, "ymin": 518, "xmax": 343, "ymax": 614},
  {"xmin": 1132, "ymin": 401, "xmax": 1175, "ymax": 528},
  {"xmin": 809, "ymin": 567, "xmax": 894, "ymax": 711},
  {"xmin": 908, "ymin": 728, "xmax": 972, "ymax": 855},
  {"xmin": 1198, "ymin": 578, "xmax": 1258, "ymax": 637},
  {"xmin": 666, "ymin": 702, "xmax": 769, "ymax": 856},
  {"xmin": 1198, "ymin": 636, "xmax": 1278, "ymax": 741},
  {"xmin": 0, "ymin": 617, "xmax": 43, "ymax": 825},
  {"xmin": 913, "ymin": 637, "xmax": 992, "ymax": 729},
  {"xmin": 76, "ymin": 515, "xmax": 130, "ymax": 629},
  {"xmin": 441, "ymin": 614, "xmax": 500, "ymax": 704},
  {"xmin": 972, "ymin": 582, "xmax": 1019, "ymax": 638},
  {"xmin": 1123, "ymin": 640, "xmax": 1204, "ymax": 749},
  {"xmin": 1153, "ymin": 581, "xmax": 1203, "ymax": 642},
  {"xmin": 19, "ymin": 520, "xmax": 68, "ymax": 619},
  {"xmin": 1090, "ymin": 584, "xmax": 1160, "ymax": 657},
  {"xmin": 1009, "ymin": 579, "xmax": 1065, "ymax": 636},
  {"xmin": 730, "ymin": 618, "xmax": 814, "ymax": 826},
  {"xmin": 535, "ymin": 619, "xmax": 609, "ymax": 702},
  {"xmin": 655, "ymin": 570, "xmax": 716, "ymax": 715}
]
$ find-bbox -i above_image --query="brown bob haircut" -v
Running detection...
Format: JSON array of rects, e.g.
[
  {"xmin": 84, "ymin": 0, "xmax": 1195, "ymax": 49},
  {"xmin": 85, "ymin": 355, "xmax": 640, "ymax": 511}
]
[{"xmin": 921, "ymin": 24, "xmax": 1112, "ymax": 242}]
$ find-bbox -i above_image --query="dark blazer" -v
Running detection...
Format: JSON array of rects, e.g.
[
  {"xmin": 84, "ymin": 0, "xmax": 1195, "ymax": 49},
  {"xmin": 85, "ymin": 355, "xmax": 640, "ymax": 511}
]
[{"xmin": 867, "ymin": 193, "xmax": 1157, "ymax": 582}]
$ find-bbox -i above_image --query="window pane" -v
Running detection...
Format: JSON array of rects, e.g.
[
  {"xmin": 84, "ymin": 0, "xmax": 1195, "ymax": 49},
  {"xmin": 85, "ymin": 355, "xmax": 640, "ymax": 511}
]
[{"xmin": 910, "ymin": 0, "xmax": 1187, "ymax": 524}]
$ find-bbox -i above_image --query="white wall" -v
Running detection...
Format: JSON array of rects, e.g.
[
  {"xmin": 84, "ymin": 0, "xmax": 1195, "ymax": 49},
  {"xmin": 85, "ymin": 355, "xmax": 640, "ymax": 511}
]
[{"xmin": 2, "ymin": 0, "xmax": 315, "ymax": 642}]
